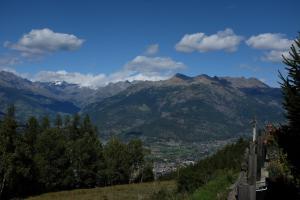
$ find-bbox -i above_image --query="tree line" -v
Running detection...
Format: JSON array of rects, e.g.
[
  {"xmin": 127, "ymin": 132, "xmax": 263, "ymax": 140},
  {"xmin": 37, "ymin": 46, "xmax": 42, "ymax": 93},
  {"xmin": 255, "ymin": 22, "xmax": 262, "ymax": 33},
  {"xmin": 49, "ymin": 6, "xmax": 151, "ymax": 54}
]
[
  {"xmin": 0, "ymin": 106, "xmax": 153, "ymax": 199},
  {"xmin": 176, "ymin": 138, "xmax": 248, "ymax": 193}
]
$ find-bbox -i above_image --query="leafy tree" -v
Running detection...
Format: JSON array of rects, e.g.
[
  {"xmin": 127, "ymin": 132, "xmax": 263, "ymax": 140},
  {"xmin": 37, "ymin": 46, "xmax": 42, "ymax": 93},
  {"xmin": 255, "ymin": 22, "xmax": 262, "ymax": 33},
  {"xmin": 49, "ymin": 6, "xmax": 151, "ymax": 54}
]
[
  {"xmin": 136, "ymin": 162, "xmax": 154, "ymax": 183},
  {"xmin": 127, "ymin": 139, "xmax": 144, "ymax": 180}
]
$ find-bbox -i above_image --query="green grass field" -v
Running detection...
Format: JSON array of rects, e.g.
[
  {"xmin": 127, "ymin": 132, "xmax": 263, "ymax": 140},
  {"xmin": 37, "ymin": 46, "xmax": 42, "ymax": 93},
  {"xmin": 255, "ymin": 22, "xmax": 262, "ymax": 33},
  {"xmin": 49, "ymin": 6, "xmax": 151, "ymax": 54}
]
[
  {"xmin": 26, "ymin": 181, "xmax": 176, "ymax": 200},
  {"xmin": 190, "ymin": 172, "xmax": 237, "ymax": 200},
  {"xmin": 26, "ymin": 173, "xmax": 235, "ymax": 200}
]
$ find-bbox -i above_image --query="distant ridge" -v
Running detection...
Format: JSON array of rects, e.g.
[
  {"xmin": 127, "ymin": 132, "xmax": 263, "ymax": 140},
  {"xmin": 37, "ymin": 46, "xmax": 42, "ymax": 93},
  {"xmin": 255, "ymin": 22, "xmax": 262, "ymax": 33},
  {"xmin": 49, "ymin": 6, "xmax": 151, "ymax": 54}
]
[
  {"xmin": 0, "ymin": 70, "xmax": 283, "ymax": 143},
  {"xmin": 82, "ymin": 72, "xmax": 283, "ymax": 143}
]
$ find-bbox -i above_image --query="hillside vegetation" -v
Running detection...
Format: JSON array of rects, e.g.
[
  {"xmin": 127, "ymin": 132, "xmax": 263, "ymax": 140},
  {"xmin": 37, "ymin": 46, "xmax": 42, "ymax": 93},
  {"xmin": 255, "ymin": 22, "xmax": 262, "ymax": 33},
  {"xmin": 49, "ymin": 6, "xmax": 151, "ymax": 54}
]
[
  {"xmin": 27, "ymin": 181, "xmax": 176, "ymax": 200},
  {"xmin": 0, "ymin": 108, "xmax": 153, "ymax": 199},
  {"xmin": 21, "ymin": 138, "xmax": 247, "ymax": 200},
  {"xmin": 177, "ymin": 138, "xmax": 247, "ymax": 193},
  {"xmin": 84, "ymin": 74, "xmax": 283, "ymax": 143}
]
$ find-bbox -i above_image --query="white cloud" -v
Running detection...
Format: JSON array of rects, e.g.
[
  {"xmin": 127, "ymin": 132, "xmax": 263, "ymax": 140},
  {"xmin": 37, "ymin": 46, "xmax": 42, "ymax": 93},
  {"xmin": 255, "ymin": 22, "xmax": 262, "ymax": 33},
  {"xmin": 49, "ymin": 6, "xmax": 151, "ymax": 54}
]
[
  {"xmin": 246, "ymin": 33, "xmax": 293, "ymax": 50},
  {"xmin": 125, "ymin": 56, "xmax": 186, "ymax": 73},
  {"xmin": 0, "ymin": 55, "xmax": 21, "ymax": 67},
  {"xmin": 145, "ymin": 44, "xmax": 159, "ymax": 55},
  {"xmin": 33, "ymin": 70, "xmax": 106, "ymax": 88},
  {"xmin": 238, "ymin": 64, "xmax": 262, "ymax": 72},
  {"xmin": 0, "ymin": 54, "xmax": 22, "ymax": 75},
  {"xmin": 32, "ymin": 69, "xmax": 171, "ymax": 88},
  {"xmin": 175, "ymin": 28, "xmax": 243, "ymax": 53},
  {"xmin": 2, "ymin": 29, "xmax": 186, "ymax": 88},
  {"xmin": 246, "ymin": 33, "xmax": 294, "ymax": 62},
  {"xmin": 4, "ymin": 28, "xmax": 84, "ymax": 57},
  {"xmin": 32, "ymin": 56, "xmax": 186, "ymax": 88},
  {"xmin": 0, "ymin": 66, "xmax": 18, "ymax": 74},
  {"xmin": 108, "ymin": 70, "xmax": 170, "ymax": 83},
  {"xmin": 262, "ymin": 50, "xmax": 290, "ymax": 62}
]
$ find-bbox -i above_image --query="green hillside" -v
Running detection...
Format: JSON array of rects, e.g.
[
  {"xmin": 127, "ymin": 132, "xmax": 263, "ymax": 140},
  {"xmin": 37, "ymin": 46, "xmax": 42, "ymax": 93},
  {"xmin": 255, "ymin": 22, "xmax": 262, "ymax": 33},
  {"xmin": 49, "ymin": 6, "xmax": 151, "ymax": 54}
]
[{"xmin": 84, "ymin": 75, "xmax": 283, "ymax": 143}]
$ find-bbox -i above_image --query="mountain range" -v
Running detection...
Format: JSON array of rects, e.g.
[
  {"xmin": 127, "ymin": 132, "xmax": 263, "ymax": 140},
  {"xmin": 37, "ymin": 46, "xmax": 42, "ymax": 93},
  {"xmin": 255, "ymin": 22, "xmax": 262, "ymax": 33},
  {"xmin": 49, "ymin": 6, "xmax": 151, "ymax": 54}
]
[{"xmin": 0, "ymin": 71, "xmax": 284, "ymax": 143}]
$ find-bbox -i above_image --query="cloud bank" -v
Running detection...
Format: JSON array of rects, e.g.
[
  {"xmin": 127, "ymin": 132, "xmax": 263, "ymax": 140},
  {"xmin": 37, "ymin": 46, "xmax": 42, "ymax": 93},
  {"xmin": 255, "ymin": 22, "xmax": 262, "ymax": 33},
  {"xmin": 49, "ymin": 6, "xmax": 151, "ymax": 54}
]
[
  {"xmin": 32, "ymin": 55, "xmax": 186, "ymax": 88},
  {"xmin": 175, "ymin": 28, "xmax": 243, "ymax": 53}
]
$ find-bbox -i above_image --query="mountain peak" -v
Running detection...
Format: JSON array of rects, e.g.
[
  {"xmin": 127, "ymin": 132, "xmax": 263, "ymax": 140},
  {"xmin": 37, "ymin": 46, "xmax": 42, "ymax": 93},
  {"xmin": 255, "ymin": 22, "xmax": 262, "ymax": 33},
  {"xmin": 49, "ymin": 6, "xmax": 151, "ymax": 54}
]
[
  {"xmin": 167, "ymin": 73, "xmax": 192, "ymax": 84},
  {"xmin": 173, "ymin": 73, "xmax": 192, "ymax": 80},
  {"xmin": 220, "ymin": 77, "xmax": 269, "ymax": 89},
  {"xmin": 0, "ymin": 70, "xmax": 33, "ymax": 88}
]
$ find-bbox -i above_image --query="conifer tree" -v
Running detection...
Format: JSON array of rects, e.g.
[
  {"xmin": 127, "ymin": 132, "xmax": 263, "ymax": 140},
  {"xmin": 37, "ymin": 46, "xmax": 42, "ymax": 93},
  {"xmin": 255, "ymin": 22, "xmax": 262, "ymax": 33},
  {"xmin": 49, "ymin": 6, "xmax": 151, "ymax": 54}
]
[
  {"xmin": 0, "ymin": 105, "xmax": 18, "ymax": 199},
  {"xmin": 14, "ymin": 116, "xmax": 40, "ymax": 196},
  {"xmin": 54, "ymin": 114, "xmax": 63, "ymax": 129},
  {"xmin": 41, "ymin": 116, "xmax": 50, "ymax": 131},
  {"xmin": 68, "ymin": 114, "xmax": 104, "ymax": 188},
  {"xmin": 103, "ymin": 137, "xmax": 130, "ymax": 185},
  {"xmin": 34, "ymin": 127, "xmax": 69, "ymax": 191},
  {"xmin": 279, "ymin": 33, "xmax": 300, "ymax": 181},
  {"xmin": 280, "ymin": 33, "xmax": 300, "ymax": 132}
]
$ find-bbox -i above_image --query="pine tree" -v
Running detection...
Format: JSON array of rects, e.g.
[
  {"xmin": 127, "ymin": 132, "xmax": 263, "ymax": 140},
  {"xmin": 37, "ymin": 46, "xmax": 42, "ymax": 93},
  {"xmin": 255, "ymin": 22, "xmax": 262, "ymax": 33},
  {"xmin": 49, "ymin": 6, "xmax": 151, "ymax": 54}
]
[
  {"xmin": 69, "ymin": 115, "xmax": 104, "ymax": 187},
  {"xmin": 279, "ymin": 33, "xmax": 300, "ymax": 181},
  {"xmin": 14, "ymin": 116, "xmax": 41, "ymax": 196},
  {"xmin": 54, "ymin": 114, "xmax": 63, "ymax": 129},
  {"xmin": 280, "ymin": 33, "xmax": 300, "ymax": 132},
  {"xmin": 0, "ymin": 105, "xmax": 18, "ymax": 199},
  {"xmin": 41, "ymin": 116, "xmax": 50, "ymax": 131},
  {"xmin": 103, "ymin": 137, "xmax": 130, "ymax": 185},
  {"xmin": 34, "ymin": 127, "xmax": 69, "ymax": 191}
]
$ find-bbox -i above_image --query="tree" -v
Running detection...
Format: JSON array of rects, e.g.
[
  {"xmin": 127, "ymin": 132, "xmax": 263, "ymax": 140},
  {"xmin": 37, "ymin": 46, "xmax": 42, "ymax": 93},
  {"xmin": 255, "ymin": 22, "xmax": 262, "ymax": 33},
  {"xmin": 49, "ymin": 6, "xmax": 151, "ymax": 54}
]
[
  {"xmin": 69, "ymin": 113, "xmax": 81, "ymax": 140},
  {"xmin": 0, "ymin": 105, "xmax": 18, "ymax": 199},
  {"xmin": 34, "ymin": 128, "xmax": 69, "ymax": 191},
  {"xmin": 127, "ymin": 139, "xmax": 147, "ymax": 182},
  {"xmin": 279, "ymin": 34, "xmax": 300, "ymax": 180},
  {"xmin": 41, "ymin": 116, "xmax": 50, "ymax": 131},
  {"xmin": 127, "ymin": 140, "xmax": 144, "ymax": 170},
  {"xmin": 54, "ymin": 114, "xmax": 63, "ymax": 128},
  {"xmin": 280, "ymin": 33, "xmax": 300, "ymax": 132},
  {"xmin": 103, "ymin": 137, "xmax": 130, "ymax": 185},
  {"xmin": 67, "ymin": 115, "xmax": 105, "ymax": 188},
  {"xmin": 14, "ymin": 117, "xmax": 41, "ymax": 196}
]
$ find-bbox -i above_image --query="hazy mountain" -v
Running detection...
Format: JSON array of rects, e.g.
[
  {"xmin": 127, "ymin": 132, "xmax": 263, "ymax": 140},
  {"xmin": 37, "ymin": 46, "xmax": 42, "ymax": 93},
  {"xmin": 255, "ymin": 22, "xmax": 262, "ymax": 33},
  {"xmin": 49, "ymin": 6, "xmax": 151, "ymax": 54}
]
[
  {"xmin": 0, "ymin": 71, "xmax": 284, "ymax": 143},
  {"xmin": 83, "ymin": 73, "xmax": 284, "ymax": 142},
  {"xmin": 0, "ymin": 71, "xmax": 132, "ymax": 120},
  {"xmin": 0, "ymin": 71, "xmax": 80, "ymax": 120}
]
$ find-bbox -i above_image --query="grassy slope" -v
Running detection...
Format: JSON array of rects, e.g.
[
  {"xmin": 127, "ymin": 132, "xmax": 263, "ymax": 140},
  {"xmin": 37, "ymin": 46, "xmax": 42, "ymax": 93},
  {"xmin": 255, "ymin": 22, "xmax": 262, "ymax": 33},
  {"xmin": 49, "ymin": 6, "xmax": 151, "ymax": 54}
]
[
  {"xmin": 190, "ymin": 172, "xmax": 237, "ymax": 200},
  {"xmin": 26, "ymin": 181, "xmax": 176, "ymax": 200}
]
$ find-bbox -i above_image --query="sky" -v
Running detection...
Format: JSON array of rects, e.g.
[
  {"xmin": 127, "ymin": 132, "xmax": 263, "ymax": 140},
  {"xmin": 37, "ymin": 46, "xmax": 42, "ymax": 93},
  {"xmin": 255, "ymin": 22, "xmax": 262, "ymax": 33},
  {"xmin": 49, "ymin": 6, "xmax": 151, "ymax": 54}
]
[{"xmin": 0, "ymin": 0, "xmax": 299, "ymax": 88}]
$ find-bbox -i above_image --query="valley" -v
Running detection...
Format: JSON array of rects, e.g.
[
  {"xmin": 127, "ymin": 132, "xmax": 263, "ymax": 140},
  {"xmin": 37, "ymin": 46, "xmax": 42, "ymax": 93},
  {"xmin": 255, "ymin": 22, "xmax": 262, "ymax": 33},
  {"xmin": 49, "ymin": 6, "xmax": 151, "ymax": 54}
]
[{"xmin": 0, "ymin": 70, "xmax": 284, "ymax": 164}]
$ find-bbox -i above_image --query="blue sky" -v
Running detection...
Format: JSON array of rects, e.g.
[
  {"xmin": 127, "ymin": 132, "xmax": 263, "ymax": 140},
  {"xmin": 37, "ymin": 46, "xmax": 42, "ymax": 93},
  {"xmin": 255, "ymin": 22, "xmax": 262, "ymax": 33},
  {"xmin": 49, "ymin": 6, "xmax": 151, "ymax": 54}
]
[{"xmin": 0, "ymin": 0, "xmax": 299, "ymax": 87}]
